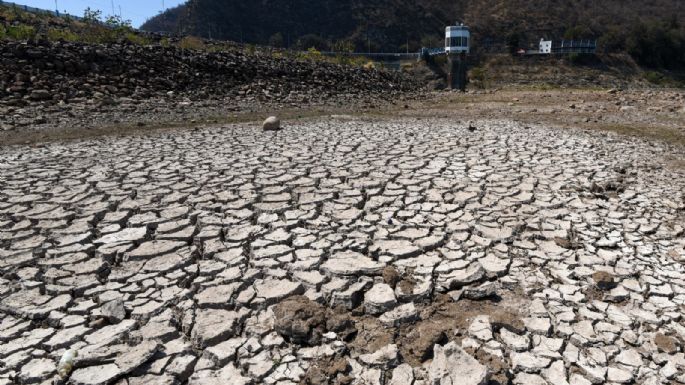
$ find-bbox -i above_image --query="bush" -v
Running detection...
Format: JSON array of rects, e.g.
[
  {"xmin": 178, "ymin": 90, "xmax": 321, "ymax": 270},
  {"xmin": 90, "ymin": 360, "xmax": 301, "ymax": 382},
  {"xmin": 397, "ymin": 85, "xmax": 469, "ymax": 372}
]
[
  {"xmin": 83, "ymin": 7, "xmax": 102, "ymax": 24},
  {"xmin": 644, "ymin": 71, "xmax": 665, "ymax": 84},
  {"xmin": 6, "ymin": 24, "xmax": 35, "ymax": 40},
  {"xmin": 297, "ymin": 47, "xmax": 324, "ymax": 62},
  {"xmin": 470, "ymin": 67, "xmax": 488, "ymax": 88},
  {"xmin": 125, "ymin": 32, "xmax": 150, "ymax": 45},
  {"xmin": 363, "ymin": 61, "xmax": 376, "ymax": 70},
  {"xmin": 0, "ymin": 25, "xmax": 5, "ymax": 40},
  {"xmin": 178, "ymin": 35, "xmax": 205, "ymax": 50},
  {"xmin": 598, "ymin": 27, "xmax": 625, "ymax": 53},
  {"xmin": 332, "ymin": 40, "xmax": 354, "ymax": 53},
  {"xmin": 46, "ymin": 28, "xmax": 79, "ymax": 42}
]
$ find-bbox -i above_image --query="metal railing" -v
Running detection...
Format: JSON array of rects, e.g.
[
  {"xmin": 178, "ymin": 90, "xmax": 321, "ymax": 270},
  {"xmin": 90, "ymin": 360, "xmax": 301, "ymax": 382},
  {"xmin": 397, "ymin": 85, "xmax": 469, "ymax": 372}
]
[{"xmin": 0, "ymin": 0, "xmax": 82, "ymax": 20}]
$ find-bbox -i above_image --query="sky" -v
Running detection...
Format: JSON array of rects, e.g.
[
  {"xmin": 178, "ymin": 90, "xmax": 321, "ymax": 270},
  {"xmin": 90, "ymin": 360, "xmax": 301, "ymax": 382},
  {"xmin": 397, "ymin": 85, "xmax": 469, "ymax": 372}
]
[{"xmin": 8, "ymin": 0, "xmax": 186, "ymax": 27}]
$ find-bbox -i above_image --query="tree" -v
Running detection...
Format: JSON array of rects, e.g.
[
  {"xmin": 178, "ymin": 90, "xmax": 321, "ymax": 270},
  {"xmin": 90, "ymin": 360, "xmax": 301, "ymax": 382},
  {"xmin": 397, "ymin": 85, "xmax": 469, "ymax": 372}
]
[
  {"xmin": 83, "ymin": 7, "xmax": 102, "ymax": 24},
  {"xmin": 598, "ymin": 27, "xmax": 624, "ymax": 53}
]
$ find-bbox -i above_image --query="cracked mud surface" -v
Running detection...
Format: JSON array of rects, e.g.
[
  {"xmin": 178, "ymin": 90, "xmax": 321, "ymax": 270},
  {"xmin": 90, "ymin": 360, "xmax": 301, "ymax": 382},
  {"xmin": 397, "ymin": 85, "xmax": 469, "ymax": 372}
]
[{"xmin": 1, "ymin": 117, "xmax": 685, "ymax": 385}]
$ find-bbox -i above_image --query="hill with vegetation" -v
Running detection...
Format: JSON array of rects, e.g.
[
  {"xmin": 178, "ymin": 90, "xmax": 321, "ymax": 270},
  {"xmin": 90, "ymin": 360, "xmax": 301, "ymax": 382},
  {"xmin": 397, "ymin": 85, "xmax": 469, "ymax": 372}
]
[{"xmin": 142, "ymin": 0, "xmax": 685, "ymax": 69}]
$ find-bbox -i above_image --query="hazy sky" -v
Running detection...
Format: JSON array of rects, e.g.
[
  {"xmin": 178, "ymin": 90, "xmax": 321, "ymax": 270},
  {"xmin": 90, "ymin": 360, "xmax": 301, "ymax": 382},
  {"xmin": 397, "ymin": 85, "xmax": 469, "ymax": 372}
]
[{"xmin": 8, "ymin": 0, "xmax": 186, "ymax": 27}]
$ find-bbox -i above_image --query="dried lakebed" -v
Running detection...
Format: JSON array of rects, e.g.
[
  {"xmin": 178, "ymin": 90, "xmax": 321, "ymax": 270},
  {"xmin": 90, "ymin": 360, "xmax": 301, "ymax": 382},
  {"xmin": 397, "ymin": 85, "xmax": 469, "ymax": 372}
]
[{"xmin": 0, "ymin": 118, "xmax": 684, "ymax": 385}]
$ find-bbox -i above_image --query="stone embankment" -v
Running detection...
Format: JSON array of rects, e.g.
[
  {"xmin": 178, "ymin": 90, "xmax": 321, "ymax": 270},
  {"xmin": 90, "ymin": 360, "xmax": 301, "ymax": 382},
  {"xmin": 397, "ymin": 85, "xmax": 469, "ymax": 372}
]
[{"xmin": 0, "ymin": 40, "xmax": 421, "ymax": 132}]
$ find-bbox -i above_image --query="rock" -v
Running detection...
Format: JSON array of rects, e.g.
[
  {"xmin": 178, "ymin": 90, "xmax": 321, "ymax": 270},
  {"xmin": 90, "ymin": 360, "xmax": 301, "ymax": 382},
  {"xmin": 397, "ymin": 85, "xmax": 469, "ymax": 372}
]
[
  {"xmin": 262, "ymin": 116, "xmax": 281, "ymax": 131},
  {"xmin": 114, "ymin": 341, "xmax": 160, "ymax": 374},
  {"xmin": 382, "ymin": 266, "xmax": 401, "ymax": 288},
  {"xmin": 364, "ymin": 283, "xmax": 397, "ymax": 315},
  {"xmin": 468, "ymin": 315, "xmax": 493, "ymax": 341},
  {"xmin": 400, "ymin": 320, "xmax": 450, "ymax": 365},
  {"xmin": 499, "ymin": 328, "xmax": 530, "ymax": 351},
  {"xmin": 592, "ymin": 271, "xmax": 616, "ymax": 290},
  {"xmin": 273, "ymin": 296, "xmax": 326, "ymax": 346},
  {"xmin": 191, "ymin": 309, "xmax": 247, "ymax": 348},
  {"xmin": 451, "ymin": 282, "xmax": 497, "ymax": 300},
  {"xmin": 654, "ymin": 333, "xmax": 678, "ymax": 354},
  {"xmin": 253, "ymin": 279, "xmax": 304, "ymax": 307},
  {"xmin": 379, "ymin": 303, "xmax": 418, "ymax": 327},
  {"xmin": 428, "ymin": 341, "xmax": 489, "ymax": 385},
  {"xmin": 29, "ymin": 89, "xmax": 52, "ymax": 101},
  {"xmin": 388, "ymin": 364, "xmax": 414, "ymax": 385},
  {"xmin": 321, "ymin": 251, "xmax": 384, "ymax": 276},
  {"xmin": 511, "ymin": 352, "xmax": 551, "ymax": 372},
  {"xmin": 69, "ymin": 364, "xmax": 120, "ymax": 385},
  {"xmin": 359, "ymin": 344, "xmax": 399, "ymax": 367},
  {"xmin": 101, "ymin": 299, "xmax": 126, "ymax": 323},
  {"xmin": 19, "ymin": 358, "xmax": 56, "ymax": 384}
]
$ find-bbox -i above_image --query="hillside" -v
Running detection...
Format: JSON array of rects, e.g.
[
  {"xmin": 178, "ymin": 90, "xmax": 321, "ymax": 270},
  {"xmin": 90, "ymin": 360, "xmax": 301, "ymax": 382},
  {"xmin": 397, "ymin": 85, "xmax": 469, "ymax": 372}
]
[{"xmin": 142, "ymin": 0, "xmax": 685, "ymax": 68}]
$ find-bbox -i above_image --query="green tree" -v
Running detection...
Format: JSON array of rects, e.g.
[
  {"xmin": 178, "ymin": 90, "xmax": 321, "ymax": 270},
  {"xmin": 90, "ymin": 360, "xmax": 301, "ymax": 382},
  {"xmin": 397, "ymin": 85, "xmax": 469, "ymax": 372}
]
[
  {"xmin": 83, "ymin": 7, "xmax": 102, "ymax": 24},
  {"xmin": 598, "ymin": 27, "xmax": 625, "ymax": 53}
]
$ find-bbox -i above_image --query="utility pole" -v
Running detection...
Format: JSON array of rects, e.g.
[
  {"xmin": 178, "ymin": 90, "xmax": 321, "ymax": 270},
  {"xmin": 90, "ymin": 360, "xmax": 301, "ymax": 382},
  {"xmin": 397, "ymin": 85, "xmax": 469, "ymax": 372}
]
[
  {"xmin": 118, "ymin": 5, "xmax": 122, "ymax": 18},
  {"xmin": 110, "ymin": 0, "xmax": 115, "ymax": 16}
]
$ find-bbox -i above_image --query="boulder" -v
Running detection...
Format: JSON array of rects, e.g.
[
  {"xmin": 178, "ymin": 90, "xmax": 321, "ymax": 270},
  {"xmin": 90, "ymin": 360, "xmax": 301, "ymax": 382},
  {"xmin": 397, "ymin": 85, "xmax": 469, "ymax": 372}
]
[
  {"xmin": 101, "ymin": 299, "xmax": 126, "ymax": 324},
  {"xmin": 262, "ymin": 116, "xmax": 281, "ymax": 131}
]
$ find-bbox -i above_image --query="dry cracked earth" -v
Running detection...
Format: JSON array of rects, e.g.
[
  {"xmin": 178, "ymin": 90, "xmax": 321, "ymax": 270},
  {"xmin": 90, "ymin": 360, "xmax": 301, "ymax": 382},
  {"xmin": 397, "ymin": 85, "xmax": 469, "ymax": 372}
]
[{"xmin": 1, "ymin": 116, "xmax": 685, "ymax": 385}]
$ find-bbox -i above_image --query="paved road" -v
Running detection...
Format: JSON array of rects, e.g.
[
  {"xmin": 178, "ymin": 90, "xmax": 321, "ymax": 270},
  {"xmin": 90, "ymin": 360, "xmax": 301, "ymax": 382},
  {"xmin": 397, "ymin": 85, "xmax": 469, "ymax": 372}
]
[{"xmin": 1, "ymin": 118, "xmax": 684, "ymax": 385}]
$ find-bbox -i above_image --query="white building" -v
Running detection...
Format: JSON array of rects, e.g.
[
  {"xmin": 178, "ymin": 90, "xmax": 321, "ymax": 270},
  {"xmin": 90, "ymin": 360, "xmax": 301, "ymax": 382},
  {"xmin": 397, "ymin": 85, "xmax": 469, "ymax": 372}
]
[
  {"xmin": 539, "ymin": 39, "xmax": 552, "ymax": 54},
  {"xmin": 445, "ymin": 24, "xmax": 470, "ymax": 54}
]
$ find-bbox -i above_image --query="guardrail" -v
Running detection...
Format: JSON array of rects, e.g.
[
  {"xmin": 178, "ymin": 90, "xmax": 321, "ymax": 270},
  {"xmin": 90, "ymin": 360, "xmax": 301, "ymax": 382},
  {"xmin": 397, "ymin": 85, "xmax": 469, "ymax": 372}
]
[{"xmin": 0, "ymin": 0, "xmax": 82, "ymax": 20}]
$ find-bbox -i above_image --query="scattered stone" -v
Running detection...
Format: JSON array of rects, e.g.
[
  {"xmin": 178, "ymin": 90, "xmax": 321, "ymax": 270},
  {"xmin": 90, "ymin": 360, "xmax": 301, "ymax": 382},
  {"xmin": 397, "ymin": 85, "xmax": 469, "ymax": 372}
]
[
  {"xmin": 592, "ymin": 271, "xmax": 616, "ymax": 290},
  {"xmin": 262, "ymin": 116, "xmax": 281, "ymax": 131},
  {"xmin": 101, "ymin": 299, "xmax": 126, "ymax": 324}
]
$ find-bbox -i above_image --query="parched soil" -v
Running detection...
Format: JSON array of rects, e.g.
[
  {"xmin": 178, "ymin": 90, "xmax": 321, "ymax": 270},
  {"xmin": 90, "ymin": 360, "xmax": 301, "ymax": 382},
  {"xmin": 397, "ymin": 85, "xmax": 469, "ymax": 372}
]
[{"xmin": 0, "ymin": 89, "xmax": 684, "ymax": 385}]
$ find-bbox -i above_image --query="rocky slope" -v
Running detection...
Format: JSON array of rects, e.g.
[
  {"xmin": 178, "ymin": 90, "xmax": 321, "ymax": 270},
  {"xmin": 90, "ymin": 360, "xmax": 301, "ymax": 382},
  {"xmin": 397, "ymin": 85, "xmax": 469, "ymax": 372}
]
[{"xmin": 0, "ymin": 40, "xmax": 421, "ymax": 132}]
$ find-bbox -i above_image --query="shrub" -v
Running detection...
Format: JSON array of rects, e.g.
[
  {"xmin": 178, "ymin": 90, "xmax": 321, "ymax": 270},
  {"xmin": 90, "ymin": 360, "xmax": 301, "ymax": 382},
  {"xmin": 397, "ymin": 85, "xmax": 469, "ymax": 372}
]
[
  {"xmin": 305, "ymin": 47, "xmax": 323, "ymax": 61},
  {"xmin": 125, "ymin": 32, "xmax": 150, "ymax": 45},
  {"xmin": 6, "ymin": 24, "xmax": 35, "ymax": 40},
  {"xmin": 83, "ymin": 7, "xmax": 102, "ymax": 24},
  {"xmin": 0, "ymin": 25, "xmax": 5, "ymax": 40},
  {"xmin": 178, "ymin": 35, "xmax": 205, "ymax": 50},
  {"xmin": 644, "ymin": 71, "xmax": 665, "ymax": 84},
  {"xmin": 470, "ymin": 66, "xmax": 488, "ymax": 88},
  {"xmin": 46, "ymin": 28, "xmax": 78, "ymax": 42},
  {"xmin": 332, "ymin": 40, "xmax": 354, "ymax": 53}
]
